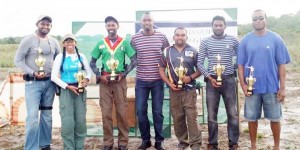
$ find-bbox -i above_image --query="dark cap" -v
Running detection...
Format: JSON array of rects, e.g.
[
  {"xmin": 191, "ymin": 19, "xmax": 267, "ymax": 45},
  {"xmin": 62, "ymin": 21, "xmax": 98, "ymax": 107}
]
[
  {"xmin": 36, "ymin": 15, "xmax": 52, "ymax": 24},
  {"xmin": 105, "ymin": 16, "xmax": 118, "ymax": 25}
]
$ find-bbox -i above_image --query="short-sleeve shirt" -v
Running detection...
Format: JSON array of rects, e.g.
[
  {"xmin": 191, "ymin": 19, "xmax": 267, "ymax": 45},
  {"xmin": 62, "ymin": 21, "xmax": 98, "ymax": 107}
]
[
  {"xmin": 160, "ymin": 44, "xmax": 198, "ymax": 90},
  {"xmin": 90, "ymin": 36, "xmax": 136, "ymax": 73},
  {"xmin": 237, "ymin": 31, "xmax": 291, "ymax": 94},
  {"xmin": 131, "ymin": 30, "xmax": 170, "ymax": 80}
]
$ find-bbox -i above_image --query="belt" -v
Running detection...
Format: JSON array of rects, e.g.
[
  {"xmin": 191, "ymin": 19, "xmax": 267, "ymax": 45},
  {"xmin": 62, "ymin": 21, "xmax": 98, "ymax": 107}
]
[
  {"xmin": 101, "ymin": 71, "xmax": 122, "ymax": 75},
  {"xmin": 205, "ymin": 74, "xmax": 234, "ymax": 82},
  {"xmin": 25, "ymin": 76, "xmax": 51, "ymax": 81},
  {"xmin": 211, "ymin": 74, "xmax": 234, "ymax": 80}
]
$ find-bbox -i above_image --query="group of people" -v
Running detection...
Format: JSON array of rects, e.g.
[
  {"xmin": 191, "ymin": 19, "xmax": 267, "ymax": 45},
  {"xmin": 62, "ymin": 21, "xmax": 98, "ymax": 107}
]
[{"xmin": 14, "ymin": 9, "xmax": 290, "ymax": 150}]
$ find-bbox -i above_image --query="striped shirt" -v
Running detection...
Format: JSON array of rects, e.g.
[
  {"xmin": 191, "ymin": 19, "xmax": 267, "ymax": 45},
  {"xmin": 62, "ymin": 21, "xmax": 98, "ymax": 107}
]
[
  {"xmin": 131, "ymin": 30, "xmax": 170, "ymax": 80},
  {"xmin": 197, "ymin": 34, "xmax": 239, "ymax": 77}
]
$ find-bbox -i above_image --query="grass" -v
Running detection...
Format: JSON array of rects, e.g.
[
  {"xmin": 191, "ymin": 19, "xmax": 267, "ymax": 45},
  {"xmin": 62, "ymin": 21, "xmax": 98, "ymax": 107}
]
[{"xmin": 0, "ymin": 44, "xmax": 18, "ymax": 68}]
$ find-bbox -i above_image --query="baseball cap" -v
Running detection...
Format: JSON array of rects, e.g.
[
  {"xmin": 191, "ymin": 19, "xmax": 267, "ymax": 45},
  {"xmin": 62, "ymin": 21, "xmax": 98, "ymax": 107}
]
[
  {"xmin": 61, "ymin": 34, "xmax": 77, "ymax": 43},
  {"xmin": 36, "ymin": 15, "xmax": 52, "ymax": 24}
]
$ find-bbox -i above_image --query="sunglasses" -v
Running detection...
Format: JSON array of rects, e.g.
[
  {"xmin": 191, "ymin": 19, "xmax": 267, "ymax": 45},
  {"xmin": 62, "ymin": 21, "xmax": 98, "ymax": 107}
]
[
  {"xmin": 64, "ymin": 39, "xmax": 75, "ymax": 43},
  {"xmin": 252, "ymin": 16, "xmax": 265, "ymax": 22}
]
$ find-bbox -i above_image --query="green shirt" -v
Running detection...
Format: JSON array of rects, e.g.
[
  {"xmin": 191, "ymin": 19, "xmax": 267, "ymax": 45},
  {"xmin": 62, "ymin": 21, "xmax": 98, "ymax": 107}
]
[{"xmin": 91, "ymin": 36, "xmax": 136, "ymax": 73}]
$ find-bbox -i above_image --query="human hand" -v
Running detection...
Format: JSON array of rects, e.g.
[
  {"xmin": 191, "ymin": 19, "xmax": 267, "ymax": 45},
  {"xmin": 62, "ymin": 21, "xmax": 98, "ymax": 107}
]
[
  {"xmin": 210, "ymin": 78, "xmax": 221, "ymax": 88},
  {"xmin": 241, "ymin": 83, "xmax": 251, "ymax": 97},
  {"xmin": 100, "ymin": 75, "xmax": 109, "ymax": 84},
  {"xmin": 277, "ymin": 88, "xmax": 286, "ymax": 102},
  {"xmin": 168, "ymin": 83, "xmax": 181, "ymax": 91},
  {"xmin": 33, "ymin": 71, "xmax": 45, "ymax": 79},
  {"xmin": 182, "ymin": 76, "xmax": 191, "ymax": 84},
  {"xmin": 66, "ymin": 85, "xmax": 79, "ymax": 95}
]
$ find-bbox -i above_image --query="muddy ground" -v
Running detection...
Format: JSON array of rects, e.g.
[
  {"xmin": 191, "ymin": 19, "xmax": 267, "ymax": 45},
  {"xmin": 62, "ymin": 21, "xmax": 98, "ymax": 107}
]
[{"xmin": 0, "ymin": 67, "xmax": 299, "ymax": 150}]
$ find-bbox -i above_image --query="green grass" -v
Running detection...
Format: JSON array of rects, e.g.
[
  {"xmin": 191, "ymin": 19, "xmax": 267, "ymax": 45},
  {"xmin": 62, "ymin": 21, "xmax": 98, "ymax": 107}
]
[{"xmin": 0, "ymin": 44, "xmax": 18, "ymax": 68}]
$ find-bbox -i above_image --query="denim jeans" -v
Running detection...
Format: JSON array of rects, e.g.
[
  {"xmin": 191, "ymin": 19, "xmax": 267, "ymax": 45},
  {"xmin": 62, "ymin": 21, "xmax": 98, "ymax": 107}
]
[
  {"xmin": 135, "ymin": 79, "xmax": 164, "ymax": 142},
  {"xmin": 206, "ymin": 77, "xmax": 239, "ymax": 146},
  {"xmin": 24, "ymin": 80, "xmax": 55, "ymax": 150}
]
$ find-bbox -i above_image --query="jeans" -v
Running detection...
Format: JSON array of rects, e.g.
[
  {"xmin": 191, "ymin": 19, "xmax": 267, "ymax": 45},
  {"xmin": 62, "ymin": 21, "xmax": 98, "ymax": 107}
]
[
  {"xmin": 206, "ymin": 77, "xmax": 239, "ymax": 146},
  {"xmin": 24, "ymin": 80, "xmax": 55, "ymax": 150},
  {"xmin": 135, "ymin": 79, "xmax": 164, "ymax": 142}
]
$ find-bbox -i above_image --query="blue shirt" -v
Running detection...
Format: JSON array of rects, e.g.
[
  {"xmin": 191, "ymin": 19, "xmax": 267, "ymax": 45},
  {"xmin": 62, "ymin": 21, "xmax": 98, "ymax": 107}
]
[
  {"xmin": 61, "ymin": 55, "xmax": 82, "ymax": 84},
  {"xmin": 237, "ymin": 31, "xmax": 291, "ymax": 94}
]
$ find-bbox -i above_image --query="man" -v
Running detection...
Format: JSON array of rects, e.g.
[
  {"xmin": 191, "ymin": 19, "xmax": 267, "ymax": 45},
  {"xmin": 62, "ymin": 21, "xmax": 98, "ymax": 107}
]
[
  {"xmin": 237, "ymin": 10, "xmax": 291, "ymax": 150},
  {"xmin": 90, "ymin": 16, "xmax": 136, "ymax": 150},
  {"xmin": 197, "ymin": 16, "xmax": 239, "ymax": 150},
  {"xmin": 159, "ymin": 27, "xmax": 202, "ymax": 150},
  {"xmin": 131, "ymin": 12, "xmax": 170, "ymax": 150},
  {"xmin": 14, "ymin": 15, "xmax": 61, "ymax": 150}
]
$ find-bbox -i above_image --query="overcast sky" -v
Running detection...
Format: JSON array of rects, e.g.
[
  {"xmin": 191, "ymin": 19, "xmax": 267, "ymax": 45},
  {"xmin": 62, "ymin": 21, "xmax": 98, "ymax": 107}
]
[{"xmin": 0, "ymin": 0, "xmax": 299, "ymax": 38}]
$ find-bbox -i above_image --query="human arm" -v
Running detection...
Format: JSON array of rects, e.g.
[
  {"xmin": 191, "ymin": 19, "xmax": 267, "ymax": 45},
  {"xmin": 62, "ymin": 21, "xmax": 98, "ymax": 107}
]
[{"xmin": 277, "ymin": 64, "xmax": 286, "ymax": 102}]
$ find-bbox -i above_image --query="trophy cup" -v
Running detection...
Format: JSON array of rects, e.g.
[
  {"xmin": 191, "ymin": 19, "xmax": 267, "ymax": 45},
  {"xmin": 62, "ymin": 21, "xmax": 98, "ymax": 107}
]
[
  {"xmin": 245, "ymin": 66, "xmax": 256, "ymax": 95},
  {"xmin": 212, "ymin": 54, "xmax": 225, "ymax": 86},
  {"xmin": 35, "ymin": 47, "xmax": 46, "ymax": 75},
  {"xmin": 174, "ymin": 57, "xmax": 188, "ymax": 88},
  {"xmin": 74, "ymin": 64, "xmax": 85, "ymax": 93},
  {"xmin": 106, "ymin": 52, "xmax": 119, "ymax": 81}
]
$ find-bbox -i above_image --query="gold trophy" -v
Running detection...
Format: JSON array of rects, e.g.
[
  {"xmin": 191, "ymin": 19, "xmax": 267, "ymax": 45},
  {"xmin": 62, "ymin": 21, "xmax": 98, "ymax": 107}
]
[
  {"xmin": 174, "ymin": 57, "xmax": 188, "ymax": 88},
  {"xmin": 246, "ymin": 66, "xmax": 256, "ymax": 95},
  {"xmin": 212, "ymin": 54, "xmax": 225, "ymax": 86},
  {"xmin": 35, "ymin": 47, "xmax": 46, "ymax": 75},
  {"xmin": 106, "ymin": 52, "xmax": 119, "ymax": 81},
  {"xmin": 74, "ymin": 64, "xmax": 85, "ymax": 93}
]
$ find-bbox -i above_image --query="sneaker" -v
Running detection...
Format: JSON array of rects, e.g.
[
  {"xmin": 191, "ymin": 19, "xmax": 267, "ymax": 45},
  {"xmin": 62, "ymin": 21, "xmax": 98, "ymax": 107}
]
[
  {"xmin": 154, "ymin": 142, "xmax": 166, "ymax": 150},
  {"xmin": 229, "ymin": 144, "xmax": 238, "ymax": 150},
  {"xmin": 118, "ymin": 145, "xmax": 128, "ymax": 150},
  {"xmin": 207, "ymin": 144, "xmax": 218, "ymax": 150},
  {"xmin": 40, "ymin": 145, "xmax": 51, "ymax": 150},
  {"xmin": 103, "ymin": 145, "xmax": 113, "ymax": 150},
  {"xmin": 177, "ymin": 141, "xmax": 189, "ymax": 150},
  {"xmin": 138, "ymin": 140, "xmax": 151, "ymax": 150}
]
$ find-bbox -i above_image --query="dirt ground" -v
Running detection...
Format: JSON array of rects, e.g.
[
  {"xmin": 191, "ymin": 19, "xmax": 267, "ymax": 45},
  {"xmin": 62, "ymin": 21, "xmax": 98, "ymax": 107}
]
[{"xmin": 0, "ymin": 67, "xmax": 299, "ymax": 150}]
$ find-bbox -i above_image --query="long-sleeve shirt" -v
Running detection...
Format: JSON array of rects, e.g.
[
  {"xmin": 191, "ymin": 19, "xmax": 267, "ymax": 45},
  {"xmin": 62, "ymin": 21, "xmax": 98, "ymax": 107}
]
[
  {"xmin": 197, "ymin": 34, "xmax": 239, "ymax": 77},
  {"xmin": 51, "ymin": 52, "xmax": 92, "ymax": 89},
  {"xmin": 14, "ymin": 33, "xmax": 61, "ymax": 76}
]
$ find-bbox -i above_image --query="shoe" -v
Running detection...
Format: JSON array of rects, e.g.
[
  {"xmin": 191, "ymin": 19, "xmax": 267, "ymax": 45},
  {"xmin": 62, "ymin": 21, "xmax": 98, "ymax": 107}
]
[
  {"xmin": 118, "ymin": 145, "xmax": 128, "ymax": 150},
  {"xmin": 229, "ymin": 144, "xmax": 238, "ymax": 150},
  {"xmin": 138, "ymin": 140, "xmax": 151, "ymax": 150},
  {"xmin": 40, "ymin": 145, "xmax": 51, "ymax": 150},
  {"xmin": 177, "ymin": 141, "xmax": 189, "ymax": 150},
  {"xmin": 103, "ymin": 145, "xmax": 113, "ymax": 150},
  {"xmin": 207, "ymin": 144, "xmax": 218, "ymax": 150},
  {"xmin": 154, "ymin": 142, "xmax": 166, "ymax": 150}
]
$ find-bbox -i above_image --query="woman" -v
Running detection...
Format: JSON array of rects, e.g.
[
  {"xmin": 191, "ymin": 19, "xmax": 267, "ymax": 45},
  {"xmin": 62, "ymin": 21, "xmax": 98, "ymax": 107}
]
[{"xmin": 51, "ymin": 34, "xmax": 92, "ymax": 149}]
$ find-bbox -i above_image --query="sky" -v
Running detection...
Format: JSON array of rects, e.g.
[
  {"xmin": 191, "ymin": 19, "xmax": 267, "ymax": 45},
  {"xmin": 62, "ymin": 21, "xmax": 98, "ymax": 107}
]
[{"xmin": 0, "ymin": 0, "xmax": 299, "ymax": 38}]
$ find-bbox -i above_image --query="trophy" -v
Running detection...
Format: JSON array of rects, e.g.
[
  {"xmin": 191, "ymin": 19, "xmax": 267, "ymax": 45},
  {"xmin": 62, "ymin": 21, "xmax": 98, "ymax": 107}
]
[
  {"xmin": 174, "ymin": 57, "xmax": 188, "ymax": 88},
  {"xmin": 35, "ymin": 47, "xmax": 46, "ymax": 75},
  {"xmin": 212, "ymin": 54, "xmax": 225, "ymax": 86},
  {"xmin": 245, "ymin": 66, "xmax": 256, "ymax": 95},
  {"xmin": 74, "ymin": 64, "xmax": 85, "ymax": 93},
  {"xmin": 106, "ymin": 52, "xmax": 119, "ymax": 81}
]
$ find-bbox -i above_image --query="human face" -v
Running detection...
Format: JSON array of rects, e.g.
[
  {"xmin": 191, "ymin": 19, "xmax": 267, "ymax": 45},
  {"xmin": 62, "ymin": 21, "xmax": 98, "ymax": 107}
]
[
  {"xmin": 173, "ymin": 28, "xmax": 187, "ymax": 47},
  {"xmin": 105, "ymin": 20, "xmax": 119, "ymax": 36},
  {"xmin": 36, "ymin": 20, "xmax": 52, "ymax": 36},
  {"xmin": 63, "ymin": 38, "xmax": 76, "ymax": 53},
  {"xmin": 252, "ymin": 11, "xmax": 267, "ymax": 31},
  {"xmin": 212, "ymin": 20, "xmax": 226, "ymax": 37},
  {"xmin": 141, "ymin": 14, "xmax": 154, "ymax": 32}
]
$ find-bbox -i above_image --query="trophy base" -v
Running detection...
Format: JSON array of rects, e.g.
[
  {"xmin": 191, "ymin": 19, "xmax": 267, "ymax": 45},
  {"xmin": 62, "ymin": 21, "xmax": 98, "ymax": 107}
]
[
  {"xmin": 78, "ymin": 87, "xmax": 84, "ymax": 93},
  {"xmin": 108, "ymin": 75, "xmax": 119, "ymax": 82},
  {"xmin": 177, "ymin": 84, "xmax": 183, "ymax": 88},
  {"xmin": 38, "ymin": 70, "xmax": 45, "ymax": 76},
  {"xmin": 247, "ymin": 90, "xmax": 253, "ymax": 96}
]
